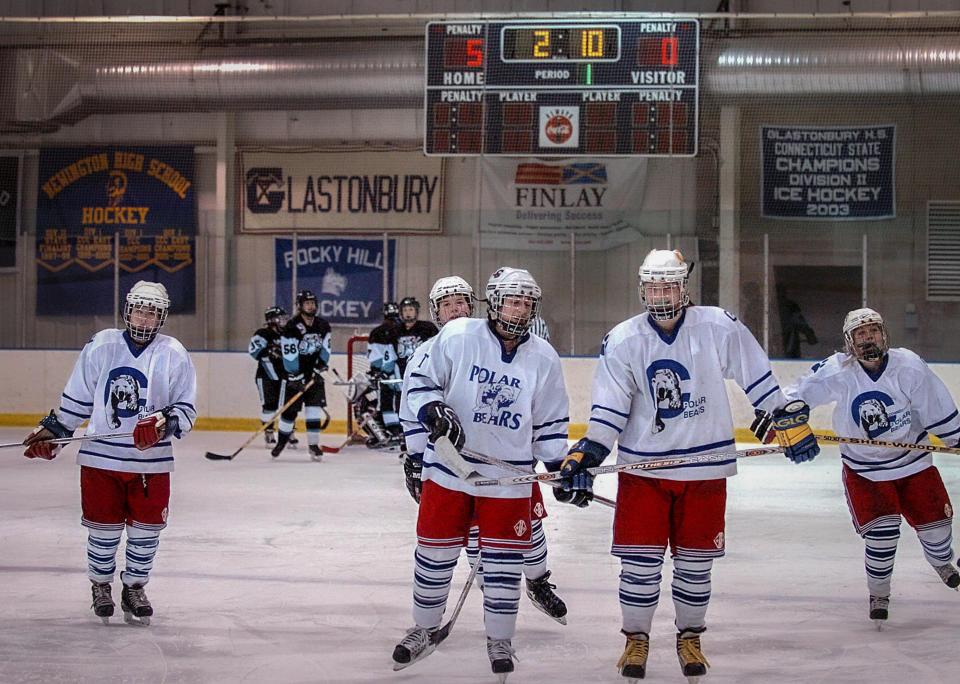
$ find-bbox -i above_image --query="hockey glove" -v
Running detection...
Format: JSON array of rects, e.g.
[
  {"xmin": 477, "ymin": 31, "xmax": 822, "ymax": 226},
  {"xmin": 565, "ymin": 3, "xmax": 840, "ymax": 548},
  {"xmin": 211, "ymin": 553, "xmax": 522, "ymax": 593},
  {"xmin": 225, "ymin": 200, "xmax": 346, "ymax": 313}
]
[
  {"xmin": 552, "ymin": 438, "xmax": 610, "ymax": 508},
  {"xmin": 402, "ymin": 452, "xmax": 423, "ymax": 503},
  {"xmin": 750, "ymin": 409, "xmax": 776, "ymax": 444},
  {"xmin": 133, "ymin": 408, "xmax": 181, "ymax": 451},
  {"xmin": 23, "ymin": 409, "xmax": 73, "ymax": 460},
  {"xmin": 419, "ymin": 401, "xmax": 465, "ymax": 451},
  {"xmin": 772, "ymin": 401, "xmax": 819, "ymax": 463}
]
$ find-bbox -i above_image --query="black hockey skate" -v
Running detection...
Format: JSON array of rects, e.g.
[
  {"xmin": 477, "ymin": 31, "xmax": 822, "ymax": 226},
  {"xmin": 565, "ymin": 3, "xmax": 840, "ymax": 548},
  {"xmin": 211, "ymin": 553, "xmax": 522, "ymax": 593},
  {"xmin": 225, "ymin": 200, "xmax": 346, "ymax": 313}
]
[
  {"xmin": 870, "ymin": 594, "xmax": 889, "ymax": 630},
  {"xmin": 935, "ymin": 563, "xmax": 960, "ymax": 589},
  {"xmin": 525, "ymin": 570, "xmax": 568, "ymax": 624},
  {"xmin": 309, "ymin": 444, "xmax": 323, "ymax": 462},
  {"xmin": 121, "ymin": 583, "xmax": 153, "ymax": 626},
  {"xmin": 90, "ymin": 580, "xmax": 114, "ymax": 625},
  {"xmin": 487, "ymin": 637, "xmax": 516, "ymax": 683},
  {"xmin": 676, "ymin": 628, "xmax": 710, "ymax": 682},
  {"xmin": 392, "ymin": 626, "xmax": 438, "ymax": 671},
  {"xmin": 271, "ymin": 431, "xmax": 292, "ymax": 458},
  {"xmin": 617, "ymin": 631, "xmax": 649, "ymax": 681}
]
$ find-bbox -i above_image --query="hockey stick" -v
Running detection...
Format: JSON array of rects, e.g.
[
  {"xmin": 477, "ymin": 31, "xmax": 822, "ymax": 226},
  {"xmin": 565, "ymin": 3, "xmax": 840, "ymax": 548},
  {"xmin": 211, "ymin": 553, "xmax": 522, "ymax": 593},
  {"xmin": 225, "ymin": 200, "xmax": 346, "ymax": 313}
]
[
  {"xmin": 204, "ymin": 378, "xmax": 316, "ymax": 461},
  {"xmin": 1, "ymin": 431, "xmax": 134, "ymax": 450},
  {"xmin": 468, "ymin": 444, "xmax": 786, "ymax": 487},
  {"xmin": 815, "ymin": 433, "xmax": 960, "ymax": 455},
  {"xmin": 433, "ymin": 438, "xmax": 617, "ymax": 509}
]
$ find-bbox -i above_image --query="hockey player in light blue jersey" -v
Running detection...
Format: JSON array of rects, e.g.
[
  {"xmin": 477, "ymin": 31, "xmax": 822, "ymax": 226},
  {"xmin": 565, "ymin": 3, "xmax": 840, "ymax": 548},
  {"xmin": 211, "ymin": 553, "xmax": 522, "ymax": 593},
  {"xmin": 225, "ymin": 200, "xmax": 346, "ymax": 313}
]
[
  {"xmin": 755, "ymin": 307, "xmax": 960, "ymax": 628},
  {"xmin": 22, "ymin": 280, "xmax": 196, "ymax": 626},
  {"xmin": 554, "ymin": 249, "xmax": 818, "ymax": 682},
  {"xmin": 392, "ymin": 267, "xmax": 569, "ymax": 682}
]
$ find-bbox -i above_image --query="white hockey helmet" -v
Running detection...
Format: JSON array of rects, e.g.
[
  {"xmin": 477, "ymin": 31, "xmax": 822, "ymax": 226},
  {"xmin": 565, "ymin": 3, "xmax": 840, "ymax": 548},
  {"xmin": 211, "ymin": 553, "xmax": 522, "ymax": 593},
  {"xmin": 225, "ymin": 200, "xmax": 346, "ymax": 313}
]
[
  {"xmin": 638, "ymin": 249, "xmax": 690, "ymax": 320},
  {"xmin": 123, "ymin": 280, "xmax": 170, "ymax": 344},
  {"xmin": 428, "ymin": 276, "xmax": 475, "ymax": 326},
  {"xmin": 843, "ymin": 307, "xmax": 889, "ymax": 361},
  {"xmin": 485, "ymin": 267, "xmax": 542, "ymax": 337}
]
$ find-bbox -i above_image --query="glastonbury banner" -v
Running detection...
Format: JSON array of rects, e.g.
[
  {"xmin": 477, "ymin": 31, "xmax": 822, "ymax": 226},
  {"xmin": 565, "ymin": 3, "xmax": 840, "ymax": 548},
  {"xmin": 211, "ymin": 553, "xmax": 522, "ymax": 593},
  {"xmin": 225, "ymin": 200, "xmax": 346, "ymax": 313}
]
[
  {"xmin": 242, "ymin": 151, "xmax": 444, "ymax": 234},
  {"xmin": 274, "ymin": 237, "xmax": 396, "ymax": 326},
  {"xmin": 761, "ymin": 124, "xmax": 896, "ymax": 220},
  {"xmin": 479, "ymin": 156, "xmax": 692, "ymax": 250},
  {"xmin": 36, "ymin": 146, "xmax": 196, "ymax": 315}
]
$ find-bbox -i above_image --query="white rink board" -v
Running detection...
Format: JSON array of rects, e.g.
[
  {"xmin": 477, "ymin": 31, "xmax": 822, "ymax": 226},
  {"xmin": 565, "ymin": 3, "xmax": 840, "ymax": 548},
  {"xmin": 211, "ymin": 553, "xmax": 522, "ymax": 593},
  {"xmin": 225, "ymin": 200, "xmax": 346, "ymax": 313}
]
[{"xmin": 1, "ymin": 428, "xmax": 960, "ymax": 683}]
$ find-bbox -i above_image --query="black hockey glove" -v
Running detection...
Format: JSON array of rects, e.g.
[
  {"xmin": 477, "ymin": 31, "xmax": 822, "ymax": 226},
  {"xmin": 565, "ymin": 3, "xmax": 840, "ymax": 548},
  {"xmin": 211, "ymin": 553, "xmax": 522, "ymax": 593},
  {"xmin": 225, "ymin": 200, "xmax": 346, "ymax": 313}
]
[
  {"xmin": 402, "ymin": 452, "xmax": 423, "ymax": 503},
  {"xmin": 551, "ymin": 438, "xmax": 609, "ymax": 508},
  {"xmin": 772, "ymin": 401, "xmax": 819, "ymax": 463},
  {"xmin": 311, "ymin": 363, "xmax": 328, "ymax": 381},
  {"xmin": 750, "ymin": 409, "xmax": 776, "ymax": 444},
  {"xmin": 419, "ymin": 401, "xmax": 465, "ymax": 451}
]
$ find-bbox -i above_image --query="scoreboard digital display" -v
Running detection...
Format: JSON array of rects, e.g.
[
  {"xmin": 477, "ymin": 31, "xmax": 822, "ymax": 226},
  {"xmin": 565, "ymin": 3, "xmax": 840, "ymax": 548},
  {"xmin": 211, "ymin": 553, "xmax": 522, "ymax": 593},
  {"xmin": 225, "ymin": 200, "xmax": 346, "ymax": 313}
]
[{"xmin": 424, "ymin": 19, "xmax": 699, "ymax": 157}]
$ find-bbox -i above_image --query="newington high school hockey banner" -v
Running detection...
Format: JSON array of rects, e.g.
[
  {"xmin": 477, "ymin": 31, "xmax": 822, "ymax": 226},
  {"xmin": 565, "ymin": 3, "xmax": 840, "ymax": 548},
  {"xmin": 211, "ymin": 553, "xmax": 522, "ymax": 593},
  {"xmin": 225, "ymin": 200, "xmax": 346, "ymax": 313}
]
[
  {"xmin": 241, "ymin": 151, "xmax": 444, "ymax": 234},
  {"xmin": 36, "ymin": 147, "xmax": 196, "ymax": 315}
]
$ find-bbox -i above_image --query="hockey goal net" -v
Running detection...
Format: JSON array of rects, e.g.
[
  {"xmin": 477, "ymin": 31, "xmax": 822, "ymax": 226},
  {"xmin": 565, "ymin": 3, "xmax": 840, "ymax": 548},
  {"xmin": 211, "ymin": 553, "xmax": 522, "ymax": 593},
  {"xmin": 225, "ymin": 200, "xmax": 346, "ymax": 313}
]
[{"xmin": 346, "ymin": 335, "xmax": 369, "ymax": 435}]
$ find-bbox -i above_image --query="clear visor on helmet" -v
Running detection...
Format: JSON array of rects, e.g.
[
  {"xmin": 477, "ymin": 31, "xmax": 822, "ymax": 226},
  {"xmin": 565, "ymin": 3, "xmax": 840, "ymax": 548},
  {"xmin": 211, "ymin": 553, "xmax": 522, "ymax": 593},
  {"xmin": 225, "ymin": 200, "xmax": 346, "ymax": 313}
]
[
  {"xmin": 123, "ymin": 299, "xmax": 167, "ymax": 343},
  {"xmin": 638, "ymin": 279, "xmax": 687, "ymax": 321}
]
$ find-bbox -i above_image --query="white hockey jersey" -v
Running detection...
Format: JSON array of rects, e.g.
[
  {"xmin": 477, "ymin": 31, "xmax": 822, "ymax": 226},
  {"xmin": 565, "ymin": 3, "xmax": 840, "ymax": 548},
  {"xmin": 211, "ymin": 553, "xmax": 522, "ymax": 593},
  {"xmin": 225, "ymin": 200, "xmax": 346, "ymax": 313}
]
[
  {"xmin": 55, "ymin": 329, "xmax": 197, "ymax": 474},
  {"xmin": 400, "ymin": 335, "xmax": 437, "ymax": 462},
  {"xmin": 401, "ymin": 317, "xmax": 569, "ymax": 498},
  {"xmin": 784, "ymin": 348, "xmax": 960, "ymax": 481},
  {"xmin": 585, "ymin": 307, "xmax": 788, "ymax": 481}
]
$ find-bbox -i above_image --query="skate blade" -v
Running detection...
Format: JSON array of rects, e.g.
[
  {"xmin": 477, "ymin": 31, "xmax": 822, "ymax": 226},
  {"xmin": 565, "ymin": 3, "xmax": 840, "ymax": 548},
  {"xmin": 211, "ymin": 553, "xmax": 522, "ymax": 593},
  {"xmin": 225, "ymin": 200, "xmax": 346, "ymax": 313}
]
[
  {"xmin": 496, "ymin": 674, "xmax": 509, "ymax": 684},
  {"xmin": 391, "ymin": 644, "xmax": 436, "ymax": 671},
  {"xmin": 122, "ymin": 611, "xmax": 151, "ymax": 626},
  {"xmin": 99, "ymin": 616, "xmax": 110, "ymax": 625},
  {"xmin": 874, "ymin": 619, "xmax": 884, "ymax": 631},
  {"xmin": 527, "ymin": 596, "xmax": 567, "ymax": 625}
]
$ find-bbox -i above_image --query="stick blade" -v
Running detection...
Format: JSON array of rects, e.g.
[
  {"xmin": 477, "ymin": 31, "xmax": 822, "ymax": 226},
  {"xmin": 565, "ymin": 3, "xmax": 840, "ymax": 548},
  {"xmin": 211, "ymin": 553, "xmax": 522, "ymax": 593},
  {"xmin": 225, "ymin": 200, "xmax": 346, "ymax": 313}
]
[
  {"xmin": 204, "ymin": 451, "xmax": 235, "ymax": 461},
  {"xmin": 432, "ymin": 436, "xmax": 474, "ymax": 479}
]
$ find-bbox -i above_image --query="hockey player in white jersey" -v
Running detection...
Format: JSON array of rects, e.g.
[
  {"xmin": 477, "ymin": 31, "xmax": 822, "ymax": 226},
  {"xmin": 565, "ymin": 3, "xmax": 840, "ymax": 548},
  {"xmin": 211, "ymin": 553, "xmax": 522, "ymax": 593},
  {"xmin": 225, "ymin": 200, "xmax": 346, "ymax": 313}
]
[
  {"xmin": 554, "ymin": 250, "xmax": 818, "ymax": 682},
  {"xmin": 399, "ymin": 276, "xmax": 568, "ymax": 628},
  {"xmin": 392, "ymin": 267, "xmax": 569, "ymax": 681},
  {"xmin": 753, "ymin": 307, "xmax": 960, "ymax": 628},
  {"xmin": 22, "ymin": 281, "xmax": 197, "ymax": 626}
]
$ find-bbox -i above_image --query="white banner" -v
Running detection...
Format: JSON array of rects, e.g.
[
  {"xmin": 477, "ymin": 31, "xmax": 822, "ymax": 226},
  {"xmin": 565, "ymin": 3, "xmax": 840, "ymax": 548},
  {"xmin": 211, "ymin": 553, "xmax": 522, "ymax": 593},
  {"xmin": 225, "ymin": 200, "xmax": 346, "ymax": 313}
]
[
  {"xmin": 241, "ymin": 151, "xmax": 444, "ymax": 233},
  {"xmin": 480, "ymin": 157, "xmax": 657, "ymax": 250}
]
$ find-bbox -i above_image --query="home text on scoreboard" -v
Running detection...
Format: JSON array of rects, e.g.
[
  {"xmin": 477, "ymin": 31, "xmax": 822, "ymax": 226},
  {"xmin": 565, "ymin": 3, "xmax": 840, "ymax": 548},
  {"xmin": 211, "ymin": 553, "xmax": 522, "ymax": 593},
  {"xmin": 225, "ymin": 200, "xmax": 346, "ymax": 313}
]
[{"xmin": 424, "ymin": 19, "xmax": 699, "ymax": 157}]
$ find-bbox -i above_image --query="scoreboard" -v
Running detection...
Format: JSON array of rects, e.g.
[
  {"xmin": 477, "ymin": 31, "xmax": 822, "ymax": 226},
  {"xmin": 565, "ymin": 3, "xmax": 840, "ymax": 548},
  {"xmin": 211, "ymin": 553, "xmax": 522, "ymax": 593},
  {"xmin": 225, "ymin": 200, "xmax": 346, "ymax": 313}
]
[{"xmin": 424, "ymin": 19, "xmax": 699, "ymax": 157}]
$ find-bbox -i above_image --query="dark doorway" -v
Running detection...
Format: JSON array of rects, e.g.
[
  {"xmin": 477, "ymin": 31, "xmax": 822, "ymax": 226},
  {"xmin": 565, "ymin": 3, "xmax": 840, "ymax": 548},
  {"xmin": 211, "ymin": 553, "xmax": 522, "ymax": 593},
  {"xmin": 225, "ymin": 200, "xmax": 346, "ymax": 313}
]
[{"xmin": 772, "ymin": 266, "xmax": 861, "ymax": 360}]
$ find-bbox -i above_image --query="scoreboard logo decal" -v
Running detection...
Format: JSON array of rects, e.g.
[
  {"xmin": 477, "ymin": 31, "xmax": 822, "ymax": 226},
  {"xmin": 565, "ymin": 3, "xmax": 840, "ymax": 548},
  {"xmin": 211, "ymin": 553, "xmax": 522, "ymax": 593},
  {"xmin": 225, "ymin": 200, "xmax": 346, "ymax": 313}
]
[{"xmin": 539, "ymin": 107, "xmax": 579, "ymax": 148}]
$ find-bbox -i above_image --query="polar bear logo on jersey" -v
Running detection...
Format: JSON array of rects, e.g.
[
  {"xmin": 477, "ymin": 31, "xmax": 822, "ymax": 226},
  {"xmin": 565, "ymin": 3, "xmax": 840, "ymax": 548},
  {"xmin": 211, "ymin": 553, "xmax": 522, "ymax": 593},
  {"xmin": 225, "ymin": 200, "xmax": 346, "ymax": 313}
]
[
  {"xmin": 106, "ymin": 374, "xmax": 141, "ymax": 428},
  {"xmin": 474, "ymin": 383, "xmax": 517, "ymax": 421},
  {"xmin": 859, "ymin": 398, "xmax": 890, "ymax": 434},
  {"xmin": 650, "ymin": 368, "xmax": 683, "ymax": 434}
]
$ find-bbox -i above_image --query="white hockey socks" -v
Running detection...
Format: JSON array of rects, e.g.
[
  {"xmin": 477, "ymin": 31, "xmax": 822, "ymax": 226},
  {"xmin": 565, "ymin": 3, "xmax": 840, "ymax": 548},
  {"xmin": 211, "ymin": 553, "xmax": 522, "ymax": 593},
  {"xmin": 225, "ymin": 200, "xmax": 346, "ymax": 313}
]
[
  {"xmin": 123, "ymin": 524, "xmax": 161, "ymax": 586},
  {"xmin": 86, "ymin": 526, "xmax": 122, "ymax": 583},
  {"xmin": 863, "ymin": 521, "xmax": 901, "ymax": 597},
  {"xmin": 412, "ymin": 545, "xmax": 459, "ymax": 630},
  {"xmin": 672, "ymin": 554, "xmax": 713, "ymax": 632},
  {"xmin": 619, "ymin": 553, "xmax": 665, "ymax": 635}
]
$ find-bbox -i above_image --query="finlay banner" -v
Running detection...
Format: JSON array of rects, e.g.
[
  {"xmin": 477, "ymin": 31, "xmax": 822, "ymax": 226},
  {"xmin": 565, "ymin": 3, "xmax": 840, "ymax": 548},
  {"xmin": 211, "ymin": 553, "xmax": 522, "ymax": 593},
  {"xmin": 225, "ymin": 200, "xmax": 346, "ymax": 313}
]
[
  {"xmin": 36, "ymin": 147, "xmax": 195, "ymax": 315},
  {"xmin": 274, "ymin": 238, "xmax": 395, "ymax": 326},
  {"xmin": 761, "ymin": 125, "xmax": 896, "ymax": 220},
  {"xmin": 241, "ymin": 151, "xmax": 444, "ymax": 233},
  {"xmin": 480, "ymin": 157, "xmax": 660, "ymax": 250}
]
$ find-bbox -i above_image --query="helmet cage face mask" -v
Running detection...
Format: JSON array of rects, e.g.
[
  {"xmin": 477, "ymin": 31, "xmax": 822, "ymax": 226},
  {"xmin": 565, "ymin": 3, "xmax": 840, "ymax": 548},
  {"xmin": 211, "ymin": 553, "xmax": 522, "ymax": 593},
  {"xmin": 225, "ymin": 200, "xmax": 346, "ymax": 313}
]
[
  {"xmin": 123, "ymin": 282, "xmax": 170, "ymax": 344},
  {"xmin": 485, "ymin": 268, "xmax": 542, "ymax": 337},
  {"xmin": 638, "ymin": 250, "xmax": 690, "ymax": 321},
  {"xmin": 843, "ymin": 308, "xmax": 889, "ymax": 361},
  {"xmin": 429, "ymin": 277, "xmax": 475, "ymax": 326}
]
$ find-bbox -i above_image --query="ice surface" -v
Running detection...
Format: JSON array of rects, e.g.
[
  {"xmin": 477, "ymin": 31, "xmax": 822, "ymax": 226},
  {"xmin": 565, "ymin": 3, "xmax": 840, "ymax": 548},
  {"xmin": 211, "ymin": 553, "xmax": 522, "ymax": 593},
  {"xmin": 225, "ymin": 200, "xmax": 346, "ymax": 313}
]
[{"xmin": 1, "ymin": 428, "xmax": 958, "ymax": 683}]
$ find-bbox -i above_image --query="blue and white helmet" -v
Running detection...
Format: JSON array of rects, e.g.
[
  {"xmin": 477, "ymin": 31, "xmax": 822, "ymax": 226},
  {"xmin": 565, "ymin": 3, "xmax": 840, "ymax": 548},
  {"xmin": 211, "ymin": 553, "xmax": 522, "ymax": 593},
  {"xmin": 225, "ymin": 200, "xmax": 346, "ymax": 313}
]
[
  {"xmin": 485, "ymin": 267, "xmax": 542, "ymax": 336},
  {"xmin": 638, "ymin": 249, "xmax": 689, "ymax": 321}
]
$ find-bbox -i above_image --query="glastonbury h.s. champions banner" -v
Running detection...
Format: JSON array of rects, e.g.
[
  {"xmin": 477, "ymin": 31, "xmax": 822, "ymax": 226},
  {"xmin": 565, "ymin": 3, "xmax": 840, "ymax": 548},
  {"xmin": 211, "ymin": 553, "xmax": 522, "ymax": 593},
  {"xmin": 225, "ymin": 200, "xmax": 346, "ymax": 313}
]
[{"xmin": 36, "ymin": 147, "xmax": 195, "ymax": 315}]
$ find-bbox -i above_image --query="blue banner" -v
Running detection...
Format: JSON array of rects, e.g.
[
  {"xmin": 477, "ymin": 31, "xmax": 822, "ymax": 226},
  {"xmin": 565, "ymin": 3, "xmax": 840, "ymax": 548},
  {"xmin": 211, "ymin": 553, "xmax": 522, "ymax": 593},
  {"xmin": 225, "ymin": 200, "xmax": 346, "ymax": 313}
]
[
  {"xmin": 275, "ymin": 238, "xmax": 395, "ymax": 325},
  {"xmin": 36, "ymin": 146, "xmax": 196, "ymax": 315},
  {"xmin": 761, "ymin": 125, "xmax": 895, "ymax": 220}
]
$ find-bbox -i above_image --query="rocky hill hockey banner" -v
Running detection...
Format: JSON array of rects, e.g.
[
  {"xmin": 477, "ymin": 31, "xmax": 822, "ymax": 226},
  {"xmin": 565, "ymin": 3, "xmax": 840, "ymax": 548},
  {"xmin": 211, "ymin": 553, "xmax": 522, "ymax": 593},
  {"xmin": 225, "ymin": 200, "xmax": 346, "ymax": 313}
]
[
  {"xmin": 36, "ymin": 147, "xmax": 195, "ymax": 315},
  {"xmin": 479, "ymin": 157, "xmax": 693, "ymax": 250},
  {"xmin": 242, "ymin": 151, "xmax": 444, "ymax": 234},
  {"xmin": 761, "ymin": 125, "xmax": 896, "ymax": 220},
  {"xmin": 275, "ymin": 238, "xmax": 395, "ymax": 326}
]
